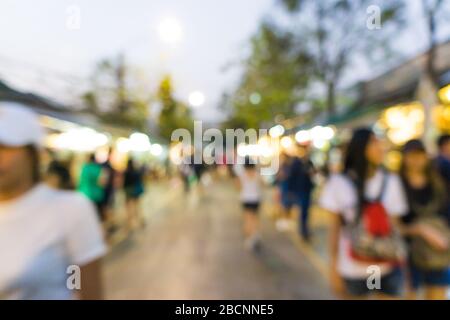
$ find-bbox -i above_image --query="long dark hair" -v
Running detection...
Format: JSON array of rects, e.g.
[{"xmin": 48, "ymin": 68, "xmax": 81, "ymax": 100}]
[
  {"xmin": 343, "ymin": 128, "xmax": 375, "ymax": 210},
  {"xmin": 126, "ymin": 158, "xmax": 135, "ymax": 172},
  {"xmin": 399, "ymin": 140, "xmax": 446, "ymax": 213}
]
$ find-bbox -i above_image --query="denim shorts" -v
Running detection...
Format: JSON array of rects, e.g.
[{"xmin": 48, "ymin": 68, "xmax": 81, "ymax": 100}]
[
  {"xmin": 344, "ymin": 268, "xmax": 403, "ymax": 297},
  {"xmin": 409, "ymin": 264, "xmax": 450, "ymax": 289}
]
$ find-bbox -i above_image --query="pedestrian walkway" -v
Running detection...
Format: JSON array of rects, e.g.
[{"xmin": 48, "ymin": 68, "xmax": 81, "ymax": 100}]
[
  {"xmin": 106, "ymin": 178, "xmax": 181, "ymax": 246},
  {"xmin": 103, "ymin": 177, "xmax": 335, "ymax": 299}
]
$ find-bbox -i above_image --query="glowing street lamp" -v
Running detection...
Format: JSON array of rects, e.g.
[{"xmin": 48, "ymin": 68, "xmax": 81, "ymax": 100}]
[
  {"xmin": 188, "ymin": 91, "xmax": 205, "ymax": 107},
  {"xmin": 439, "ymin": 84, "xmax": 450, "ymax": 104},
  {"xmin": 158, "ymin": 18, "xmax": 183, "ymax": 45}
]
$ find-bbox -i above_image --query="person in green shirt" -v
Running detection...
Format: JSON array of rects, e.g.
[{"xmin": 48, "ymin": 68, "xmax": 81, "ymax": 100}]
[{"xmin": 78, "ymin": 154, "xmax": 106, "ymax": 217}]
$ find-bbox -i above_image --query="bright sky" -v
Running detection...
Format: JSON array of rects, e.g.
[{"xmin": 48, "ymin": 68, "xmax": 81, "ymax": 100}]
[{"xmin": 0, "ymin": 0, "xmax": 448, "ymax": 123}]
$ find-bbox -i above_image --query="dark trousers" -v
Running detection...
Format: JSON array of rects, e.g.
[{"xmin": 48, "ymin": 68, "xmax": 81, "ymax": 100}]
[{"xmin": 298, "ymin": 193, "xmax": 311, "ymax": 239}]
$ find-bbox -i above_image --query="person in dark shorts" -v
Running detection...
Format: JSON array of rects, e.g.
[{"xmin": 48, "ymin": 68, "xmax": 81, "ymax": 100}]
[
  {"xmin": 123, "ymin": 158, "xmax": 145, "ymax": 230},
  {"xmin": 236, "ymin": 159, "xmax": 264, "ymax": 251}
]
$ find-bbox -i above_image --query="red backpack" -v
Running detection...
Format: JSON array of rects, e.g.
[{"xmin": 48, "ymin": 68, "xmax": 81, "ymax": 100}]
[{"xmin": 348, "ymin": 171, "xmax": 406, "ymax": 263}]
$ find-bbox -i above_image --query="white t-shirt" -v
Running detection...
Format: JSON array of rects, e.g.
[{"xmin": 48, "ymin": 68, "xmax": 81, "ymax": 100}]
[
  {"xmin": 0, "ymin": 184, "xmax": 107, "ymax": 299},
  {"xmin": 319, "ymin": 170, "xmax": 408, "ymax": 279},
  {"xmin": 238, "ymin": 170, "xmax": 262, "ymax": 203}
]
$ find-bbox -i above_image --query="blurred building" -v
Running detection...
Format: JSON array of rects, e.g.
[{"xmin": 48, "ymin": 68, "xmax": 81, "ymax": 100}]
[
  {"xmin": 0, "ymin": 79, "xmax": 168, "ymax": 173},
  {"xmin": 283, "ymin": 40, "xmax": 450, "ymax": 147}
]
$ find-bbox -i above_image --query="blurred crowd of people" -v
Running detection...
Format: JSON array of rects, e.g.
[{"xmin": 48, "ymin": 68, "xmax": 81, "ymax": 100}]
[
  {"xmin": 0, "ymin": 104, "xmax": 154, "ymax": 299},
  {"xmin": 45, "ymin": 145, "xmax": 153, "ymax": 236},
  {"xmin": 268, "ymin": 129, "xmax": 450, "ymax": 300},
  {"xmin": 1, "ymin": 103, "xmax": 449, "ymax": 300}
]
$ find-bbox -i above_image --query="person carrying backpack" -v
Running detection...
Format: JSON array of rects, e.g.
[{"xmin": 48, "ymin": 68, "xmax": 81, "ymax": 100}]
[{"xmin": 319, "ymin": 128, "xmax": 408, "ymax": 299}]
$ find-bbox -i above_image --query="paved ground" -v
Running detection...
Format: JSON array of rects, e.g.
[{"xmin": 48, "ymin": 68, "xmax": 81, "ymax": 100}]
[{"xmin": 103, "ymin": 175, "xmax": 335, "ymax": 300}]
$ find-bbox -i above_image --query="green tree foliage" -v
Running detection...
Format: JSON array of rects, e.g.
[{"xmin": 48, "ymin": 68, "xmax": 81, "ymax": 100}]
[
  {"xmin": 279, "ymin": 0, "xmax": 406, "ymax": 116},
  {"xmin": 157, "ymin": 75, "xmax": 193, "ymax": 141},
  {"xmin": 227, "ymin": 22, "xmax": 312, "ymax": 129},
  {"xmin": 420, "ymin": 0, "xmax": 449, "ymax": 84},
  {"xmin": 82, "ymin": 54, "xmax": 149, "ymax": 131}
]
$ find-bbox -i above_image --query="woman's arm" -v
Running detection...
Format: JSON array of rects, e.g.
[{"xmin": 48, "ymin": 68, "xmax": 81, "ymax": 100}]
[
  {"xmin": 394, "ymin": 217, "xmax": 448, "ymax": 250},
  {"xmin": 79, "ymin": 259, "xmax": 103, "ymax": 300},
  {"xmin": 327, "ymin": 212, "xmax": 345, "ymax": 296},
  {"xmin": 394, "ymin": 217, "xmax": 419, "ymax": 237},
  {"xmin": 329, "ymin": 213, "xmax": 340, "ymax": 267}
]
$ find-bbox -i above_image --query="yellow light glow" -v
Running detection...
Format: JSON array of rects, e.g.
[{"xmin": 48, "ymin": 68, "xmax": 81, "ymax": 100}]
[
  {"xmin": 129, "ymin": 132, "xmax": 151, "ymax": 152},
  {"xmin": 313, "ymin": 139, "xmax": 327, "ymax": 149},
  {"xmin": 237, "ymin": 143, "xmax": 274, "ymax": 158},
  {"xmin": 169, "ymin": 143, "xmax": 183, "ymax": 164},
  {"xmin": 150, "ymin": 143, "xmax": 163, "ymax": 156},
  {"xmin": 433, "ymin": 105, "xmax": 450, "ymax": 133},
  {"xmin": 280, "ymin": 136, "xmax": 293, "ymax": 149},
  {"xmin": 295, "ymin": 130, "xmax": 310, "ymax": 144},
  {"xmin": 382, "ymin": 102, "xmax": 424, "ymax": 145},
  {"xmin": 116, "ymin": 137, "xmax": 130, "ymax": 153},
  {"xmin": 438, "ymin": 85, "xmax": 450, "ymax": 104},
  {"xmin": 45, "ymin": 127, "xmax": 109, "ymax": 152},
  {"xmin": 258, "ymin": 135, "xmax": 270, "ymax": 147}
]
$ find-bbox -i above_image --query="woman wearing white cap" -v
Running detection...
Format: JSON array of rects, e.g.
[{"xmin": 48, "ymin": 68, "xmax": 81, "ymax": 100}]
[{"xmin": 0, "ymin": 103, "xmax": 106, "ymax": 300}]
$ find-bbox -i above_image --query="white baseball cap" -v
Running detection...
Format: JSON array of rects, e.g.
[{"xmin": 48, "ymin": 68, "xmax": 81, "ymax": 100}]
[{"xmin": 0, "ymin": 102, "xmax": 45, "ymax": 147}]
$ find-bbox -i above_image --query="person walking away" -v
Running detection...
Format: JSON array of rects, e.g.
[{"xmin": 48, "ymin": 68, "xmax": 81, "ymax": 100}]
[
  {"xmin": 435, "ymin": 134, "xmax": 450, "ymax": 184},
  {"xmin": 192, "ymin": 155, "xmax": 206, "ymax": 196},
  {"xmin": 319, "ymin": 128, "xmax": 408, "ymax": 299},
  {"xmin": 46, "ymin": 158, "xmax": 74, "ymax": 190},
  {"xmin": 99, "ymin": 149, "xmax": 117, "ymax": 229},
  {"xmin": 0, "ymin": 104, "xmax": 106, "ymax": 299},
  {"xmin": 236, "ymin": 159, "xmax": 264, "ymax": 251},
  {"xmin": 78, "ymin": 154, "xmax": 107, "ymax": 221},
  {"xmin": 435, "ymin": 134, "xmax": 450, "ymax": 224},
  {"xmin": 286, "ymin": 144, "xmax": 315, "ymax": 241},
  {"xmin": 180, "ymin": 155, "xmax": 193, "ymax": 193},
  {"xmin": 399, "ymin": 139, "xmax": 450, "ymax": 300},
  {"xmin": 124, "ymin": 159, "xmax": 145, "ymax": 231},
  {"xmin": 275, "ymin": 153, "xmax": 294, "ymax": 232}
]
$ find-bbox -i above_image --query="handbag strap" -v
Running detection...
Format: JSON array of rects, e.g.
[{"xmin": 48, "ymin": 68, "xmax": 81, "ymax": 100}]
[
  {"xmin": 374, "ymin": 169, "xmax": 388, "ymax": 203},
  {"xmin": 344, "ymin": 169, "xmax": 388, "ymax": 226}
]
